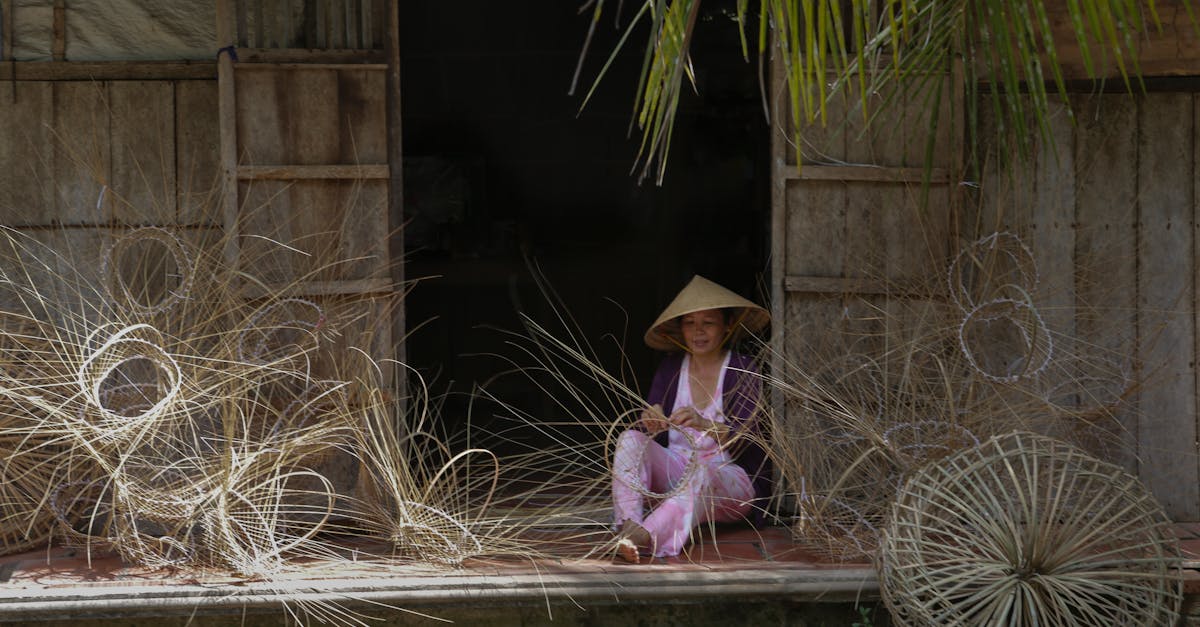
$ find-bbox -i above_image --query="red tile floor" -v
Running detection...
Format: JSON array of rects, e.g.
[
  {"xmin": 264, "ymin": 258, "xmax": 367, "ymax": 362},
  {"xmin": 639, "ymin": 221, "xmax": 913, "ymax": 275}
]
[{"xmin": 0, "ymin": 523, "xmax": 1195, "ymax": 622}]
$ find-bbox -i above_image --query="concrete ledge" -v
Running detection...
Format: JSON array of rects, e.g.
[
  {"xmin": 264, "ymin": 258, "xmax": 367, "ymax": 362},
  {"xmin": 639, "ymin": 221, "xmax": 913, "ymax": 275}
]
[{"xmin": 0, "ymin": 565, "xmax": 879, "ymax": 622}]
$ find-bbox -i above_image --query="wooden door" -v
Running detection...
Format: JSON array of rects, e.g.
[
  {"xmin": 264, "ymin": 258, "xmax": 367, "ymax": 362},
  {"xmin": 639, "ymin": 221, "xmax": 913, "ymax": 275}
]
[
  {"xmin": 215, "ymin": 0, "xmax": 403, "ymax": 387},
  {"xmin": 768, "ymin": 62, "xmax": 964, "ymax": 515}
]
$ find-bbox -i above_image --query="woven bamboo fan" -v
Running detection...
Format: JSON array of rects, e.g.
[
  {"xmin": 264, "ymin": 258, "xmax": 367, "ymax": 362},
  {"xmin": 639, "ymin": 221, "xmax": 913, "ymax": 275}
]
[{"xmin": 880, "ymin": 431, "xmax": 1181, "ymax": 626}]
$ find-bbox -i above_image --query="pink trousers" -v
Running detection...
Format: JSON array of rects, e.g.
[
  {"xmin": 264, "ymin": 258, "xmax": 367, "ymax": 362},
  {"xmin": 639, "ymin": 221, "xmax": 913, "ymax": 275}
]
[{"xmin": 611, "ymin": 429, "xmax": 755, "ymax": 557}]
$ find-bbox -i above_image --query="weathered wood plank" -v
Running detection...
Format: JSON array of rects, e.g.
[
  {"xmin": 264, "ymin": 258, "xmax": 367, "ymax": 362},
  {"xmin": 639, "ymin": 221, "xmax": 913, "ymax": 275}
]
[
  {"xmin": 338, "ymin": 69, "xmax": 387, "ymax": 163},
  {"xmin": 783, "ymin": 275, "xmax": 930, "ymax": 297},
  {"xmin": 385, "ymin": 0, "xmax": 404, "ymax": 386},
  {"xmin": 1137, "ymin": 91, "xmax": 1197, "ymax": 520},
  {"xmin": 240, "ymin": 277, "xmax": 393, "ymax": 299},
  {"xmin": 0, "ymin": 82, "xmax": 55, "ymax": 225},
  {"xmin": 238, "ymin": 164, "xmax": 388, "ymax": 179},
  {"xmin": 792, "ymin": 77, "xmax": 847, "ymax": 167},
  {"xmin": 842, "ymin": 87, "xmax": 890, "ymax": 352},
  {"xmin": 235, "ymin": 70, "xmax": 286, "ymax": 165},
  {"xmin": 288, "ymin": 69, "xmax": 340, "ymax": 165},
  {"xmin": 784, "ymin": 178, "xmax": 847, "ymax": 362},
  {"xmin": 1074, "ymin": 93, "xmax": 1139, "ymax": 474},
  {"xmin": 1, "ymin": 0, "xmax": 12, "ymax": 61},
  {"xmin": 218, "ymin": 0, "xmax": 239, "ymax": 265},
  {"xmin": 109, "ymin": 81, "xmax": 176, "ymax": 224},
  {"xmin": 234, "ymin": 62, "xmax": 387, "ymax": 71},
  {"xmin": 51, "ymin": 0, "xmax": 64, "ymax": 61},
  {"xmin": 1030, "ymin": 98, "xmax": 1076, "ymax": 339},
  {"xmin": 175, "ymin": 80, "xmax": 220, "ymax": 225},
  {"xmin": 0, "ymin": 62, "xmax": 216, "ymax": 81},
  {"xmin": 52, "ymin": 82, "xmax": 110, "ymax": 223},
  {"xmin": 781, "ymin": 165, "xmax": 950, "ymax": 183},
  {"xmin": 1194, "ymin": 92, "xmax": 1200, "ymax": 521},
  {"xmin": 278, "ymin": 70, "xmax": 344, "ymax": 281},
  {"xmin": 235, "ymin": 48, "xmax": 385, "ymax": 64}
]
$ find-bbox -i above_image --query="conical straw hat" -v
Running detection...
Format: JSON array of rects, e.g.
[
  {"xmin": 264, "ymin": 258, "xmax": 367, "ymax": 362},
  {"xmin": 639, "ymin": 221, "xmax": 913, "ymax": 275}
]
[{"xmin": 644, "ymin": 275, "xmax": 770, "ymax": 351}]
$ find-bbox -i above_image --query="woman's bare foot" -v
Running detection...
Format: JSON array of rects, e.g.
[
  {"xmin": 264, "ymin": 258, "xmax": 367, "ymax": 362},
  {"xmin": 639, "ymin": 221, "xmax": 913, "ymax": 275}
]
[
  {"xmin": 614, "ymin": 519, "xmax": 652, "ymax": 563},
  {"xmin": 615, "ymin": 537, "xmax": 640, "ymax": 563}
]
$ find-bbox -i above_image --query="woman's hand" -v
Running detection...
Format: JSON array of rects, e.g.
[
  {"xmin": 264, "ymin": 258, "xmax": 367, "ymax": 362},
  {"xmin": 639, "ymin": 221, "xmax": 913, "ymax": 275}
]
[
  {"xmin": 639, "ymin": 403, "xmax": 669, "ymax": 433},
  {"xmin": 670, "ymin": 407, "xmax": 731, "ymax": 443}
]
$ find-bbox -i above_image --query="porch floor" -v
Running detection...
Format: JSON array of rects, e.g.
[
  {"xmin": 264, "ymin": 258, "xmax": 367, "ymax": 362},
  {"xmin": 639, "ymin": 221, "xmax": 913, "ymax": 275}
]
[{"xmin": 0, "ymin": 524, "xmax": 1198, "ymax": 624}]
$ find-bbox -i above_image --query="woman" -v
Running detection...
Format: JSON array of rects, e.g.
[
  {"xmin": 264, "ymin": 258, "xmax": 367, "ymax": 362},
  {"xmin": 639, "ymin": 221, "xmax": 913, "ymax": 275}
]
[{"xmin": 612, "ymin": 275, "xmax": 771, "ymax": 562}]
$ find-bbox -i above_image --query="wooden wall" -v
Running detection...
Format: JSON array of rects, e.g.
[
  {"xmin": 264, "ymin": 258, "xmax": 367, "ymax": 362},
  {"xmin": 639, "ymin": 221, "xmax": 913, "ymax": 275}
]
[
  {"xmin": 770, "ymin": 67, "xmax": 961, "ymax": 385},
  {"xmin": 0, "ymin": 80, "xmax": 218, "ymax": 227},
  {"xmin": 974, "ymin": 92, "xmax": 1200, "ymax": 520}
]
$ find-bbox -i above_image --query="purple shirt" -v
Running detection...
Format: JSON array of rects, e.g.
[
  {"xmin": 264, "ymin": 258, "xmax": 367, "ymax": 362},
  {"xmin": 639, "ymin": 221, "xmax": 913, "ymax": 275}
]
[{"xmin": 646, "ymin": 351, "xmax": 773, "ymax": 525}]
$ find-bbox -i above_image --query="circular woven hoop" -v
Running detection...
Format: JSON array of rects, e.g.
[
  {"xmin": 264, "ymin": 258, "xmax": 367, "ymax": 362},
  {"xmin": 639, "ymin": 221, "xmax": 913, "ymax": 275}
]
[
  {"xmin": 948, "ymin": 232, "xmax": 1038, "ymax": 312},
  {"xmin": 237, "ymin": 298, "xmax": 325, "ymax": 365},
  {"xmin": 959, "ymin": 298, "xmax": 1053, "ymax": 383},
  {"xmin": 880, "ymin": 431, "xmax": 1182, "ymax": 627},
  {"xmin": 101, "ymin": 227, "xmax": 196, "ymax": 317}
]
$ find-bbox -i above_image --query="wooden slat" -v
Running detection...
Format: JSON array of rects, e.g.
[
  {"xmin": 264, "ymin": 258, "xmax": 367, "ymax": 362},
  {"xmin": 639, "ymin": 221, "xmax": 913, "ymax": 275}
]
[
  {"xmin": 1074, "ymin": 93, "xmax": 1139, "ymax": 474},
  {"xmin": 241, "ymin": 278, "xmax": 393, "ymax": 299},
  {"xmin": 1194, "ymin": 92, "xmax": 1200, "ymax": 521},
  {"xmin": 841, "ymin": 84, "xmax": 889, "ymax": 348},
  {"xmin": 235, "ymin": 48, "xmax": 385, "ymax": 64},
  {"xmin": 233, "ymin": 62, "xmax": 387, "ymax": 71},
  {"xmin": 0, "ymin": 62, "xmax": 216, "ymax": 81},
  {"xmin": 385, "ymin": 0, "xmax": 404, "ymax": 396},
  {"xmin": 53, "ymin": 82, "xmax": 110, "ymax": 223},
  {"xmin": 217, "ymin": 0, "xmax": 239, "ymax": 266},
  {"xmin": 1030, "ymin": 98, "xmax": 1076, "ymax": 338},
  {"xmin": 175, "ymin": 80, "xmax": 220, "ymax": 224},
  {"xmin": 234, "ymin": 70, "xmax": 285, "ymax": 164},
  {"xmin": 783, "ymin": 275, "xmax": 930, "ymax": 297},
  {"xmin": 0, "ymin": 82, "xmax": 54, "ymax": 226},
  {"xmin": 1137, "ymin": 91, "xmax": 1198, "ymax": 520},
  {"xmin": 782, "ymin": 165, "xmax": 951, "ymax": 184},
  {"xmin": 338, "ymin": 69, "xmax": 387, "ymax": 163},
  {"xmin": 51, "ymin": 0, "xmax": 64, "ymax": 61},
  {"xmin": 109, "ymin": 81, "xmax": 176, "ymax": 224},
  {"xmin": 237, "ymin": 164, "xmax": 388, "ymax": 179},
  {"xmin": 1, "ymin": 0, "xmax": 12, "ymax": 62}
]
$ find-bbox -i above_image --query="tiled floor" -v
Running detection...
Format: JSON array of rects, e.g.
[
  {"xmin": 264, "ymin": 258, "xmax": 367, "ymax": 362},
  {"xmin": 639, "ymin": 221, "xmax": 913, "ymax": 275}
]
[{"xmin": 6, "ymin": 522, "xmax": 1200, "ymax": 583}]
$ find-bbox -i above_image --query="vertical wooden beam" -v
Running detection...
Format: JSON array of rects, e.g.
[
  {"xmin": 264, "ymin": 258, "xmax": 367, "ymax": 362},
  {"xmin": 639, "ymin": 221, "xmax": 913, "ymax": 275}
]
[
  {"xmin": 1138, "ymin": 92, "xmax": 1198, "ymax": 520},
  {"xmin": 1194, "ymin": 92, "xmax": 1200, "ymax": 521},
  {"xmin": 217, "ymin": 0, "xmax": 240, "ymax": 267},
  {"xmin": 385, "ymin": 0, "xmax": 406, "ymax": 400},
  {"xmin": 2, "ymin": 0, "xmax": 13, "ymax": 61},
  {"xmin": 52, "ymin": 0, "xmax": 65, "ymax": 61},
  {"xmin": 1031, "ymin": 99, "xmax": 1076, "ymax": 348},
  {"xmin": 1074, "ymin": 93, "xmax": 1138, "ymax": 474},
  {"xmin": 768, "ymin": 31, "xmax": 787, "ymax": 495}
]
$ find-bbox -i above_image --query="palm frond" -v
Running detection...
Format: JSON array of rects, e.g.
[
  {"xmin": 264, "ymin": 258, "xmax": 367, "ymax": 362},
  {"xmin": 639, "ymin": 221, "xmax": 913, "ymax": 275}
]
[{"xmin": 576, "ymin": 0, "xmax": 1193, "ymax": 186}]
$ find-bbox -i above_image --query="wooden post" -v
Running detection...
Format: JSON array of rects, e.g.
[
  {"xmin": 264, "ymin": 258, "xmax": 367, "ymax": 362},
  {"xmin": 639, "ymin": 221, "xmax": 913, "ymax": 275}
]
[
  {"xmin": 768, "ymin": 30, "xmax": 788, "ymax": 515},
  {"xmin": 216, "ymin": 0, "xmax": 240, "ymax": 267},
  {"xmin": 52, "ymin": 0, "xmax": 64, "ymax": 61},
  {"xmin": 385, "ymin": 0, "xmax": 406, "ymax": 405},
  {"xmin": 2, "ymin": 0, "xmax": 12, "ymax": 61}
]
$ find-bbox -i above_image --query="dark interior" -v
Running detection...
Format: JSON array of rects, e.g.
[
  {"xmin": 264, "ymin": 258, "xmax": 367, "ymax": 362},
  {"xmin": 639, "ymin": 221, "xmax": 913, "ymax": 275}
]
[{"xmin": 400, "ymin": 2, "xmax": 770, "ymax": 435}]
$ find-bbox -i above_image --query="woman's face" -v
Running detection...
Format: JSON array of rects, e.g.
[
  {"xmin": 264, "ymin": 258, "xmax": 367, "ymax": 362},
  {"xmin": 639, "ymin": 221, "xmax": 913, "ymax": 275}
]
[{"xmin": 680, "ymin": 309, "xmax": 729, "ymax": 357}]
